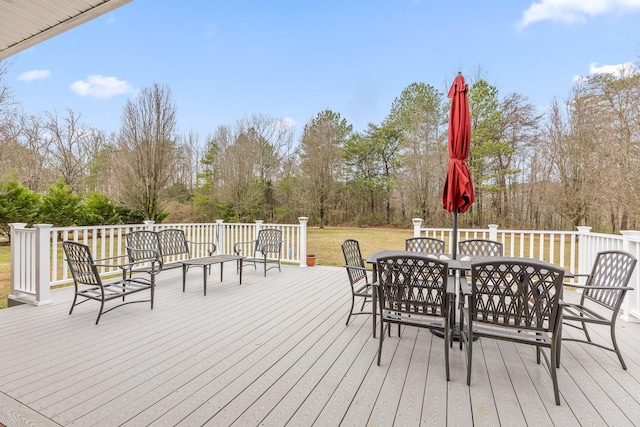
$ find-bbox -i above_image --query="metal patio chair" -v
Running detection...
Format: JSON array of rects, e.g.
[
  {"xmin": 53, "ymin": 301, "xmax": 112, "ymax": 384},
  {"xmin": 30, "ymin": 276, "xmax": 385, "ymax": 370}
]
[
  {"xmin": 341, "ymin": 239, "xmax": 373, "ymax": 327},
  {"xmin": 375, "ymin": 254, "xmax": 453, "ymax": 380},
  {"xmin": 459, "ymin": 259, "xmax": 565, "ymax": 404},
  {"xmin": 233, "ymin": 228, "xmax": 283, "ymax": 276},
  {"xmin": 405, "ymin": 237, "xmax": 445, "ymax": 254},
  {"xmin": 458, "ymin": 239, "xmax": 503, "ymax": 257},
  {"xmin": 63, "ymin": 241, "xmax": 156, "ymax": 324},
  {"xmin": 561, "ymin": 250, "xmax": 637, "ymax": 369}
]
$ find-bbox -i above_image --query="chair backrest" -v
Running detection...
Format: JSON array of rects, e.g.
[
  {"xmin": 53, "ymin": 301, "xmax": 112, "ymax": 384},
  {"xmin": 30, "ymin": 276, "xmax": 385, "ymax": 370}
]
[
  {"xmin": 255, "ymin": 229, "xmax": 282, "ymax": 254},
  {"xmin": 125, "ymin": 230, "xmax": 160, "ymax": 262},
  {"xmin": 469, "ymin": 260, "xmax": 564, "ymax": 332},
  {"xmin": 63, "ymin": 241, "xmax": 102, "ymax": 287},
  {"xmin": 405, "ymin": 237, "xmax": 445, "ymax": 254},
  {"xmin": 157, "ymin": 229, "xmax": 190, "ymax": 258},
  {"xmin": 585, "ymin": 250, "xmax": 637, "ymax": 310},
  {"xmin": 459, "ymin": 239, "xmax": 503, "ymax": 257},
  {"xmin": 376, "ymin": 255, "xmax": 449, "ymax": 317},
  {"xmin": 342, "ymin": 239, "xmax": 367, "ymax": 285}
]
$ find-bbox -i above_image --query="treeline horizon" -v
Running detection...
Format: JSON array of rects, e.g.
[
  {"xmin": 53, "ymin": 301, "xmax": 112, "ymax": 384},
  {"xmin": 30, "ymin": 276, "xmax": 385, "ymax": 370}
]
[{"xmin": 2, "ymin": 58, "xmax": 640, "ymax": 235}]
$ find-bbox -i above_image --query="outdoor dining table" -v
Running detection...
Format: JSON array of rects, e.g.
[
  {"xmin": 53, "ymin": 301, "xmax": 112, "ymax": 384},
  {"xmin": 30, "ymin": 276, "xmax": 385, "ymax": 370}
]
[{"xmin": 365, "ymin": 250, "xmax": 574, "ymax": 338}]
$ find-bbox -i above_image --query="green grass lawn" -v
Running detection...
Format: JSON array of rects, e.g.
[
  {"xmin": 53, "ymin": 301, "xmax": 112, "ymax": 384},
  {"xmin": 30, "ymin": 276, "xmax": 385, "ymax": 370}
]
[
  {"xmin": 307, "ymin": 226, "xmax": 414, "ymax": 267},
  {"xmin": 0, "ymin": 244, "xmax": 10, "ymax": 309}
]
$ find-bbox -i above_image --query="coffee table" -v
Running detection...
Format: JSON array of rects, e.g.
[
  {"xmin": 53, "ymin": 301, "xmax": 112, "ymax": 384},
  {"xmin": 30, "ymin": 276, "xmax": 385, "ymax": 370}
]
[{"xmin": 181, "ymin": 255, "xmax": 245, "ymax": 296}]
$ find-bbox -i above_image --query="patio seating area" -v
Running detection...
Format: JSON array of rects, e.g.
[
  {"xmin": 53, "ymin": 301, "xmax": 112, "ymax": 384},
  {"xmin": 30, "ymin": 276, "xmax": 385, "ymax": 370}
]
[{"xmin": 2, "ymin": 264, "xmax": 640, "ymax": 426}]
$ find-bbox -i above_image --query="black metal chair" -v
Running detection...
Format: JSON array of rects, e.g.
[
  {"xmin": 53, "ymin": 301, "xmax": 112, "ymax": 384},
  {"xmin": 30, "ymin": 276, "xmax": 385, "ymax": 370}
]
[
  {"xmin": 405, "ymin": 237, "xmax": 445, "ymax": 254},
  {"xmin": 562, "ymin": 250, "xmax": 637, "ymax": 369},
  {"xmin": 125, "ymin": 230, "xmax": 164, "ymax": 276},
  {"xmin": 375, "ymin": 255, "xmax": 453, "ymax": 380},
  {"xmin": 341, "ymin": 239, "xmax": 373, "ymax": 327},
  {"xmin": 233, "ymin": 229, "xmax": 283, "ymax": 276},
  {"xmin": 459, "ymin": 259, "xmax": 565, "ymax": 405},
  {"xmin": 63, "ymin": 241, "xmax": 156, "ymax": 324},
  {"xmin": 458, "ymin": 239, "xmax": 503, "ymax": 257}
]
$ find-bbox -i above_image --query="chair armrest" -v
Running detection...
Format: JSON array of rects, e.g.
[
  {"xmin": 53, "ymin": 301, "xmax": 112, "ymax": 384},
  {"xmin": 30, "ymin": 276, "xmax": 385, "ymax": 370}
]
[
  {"xmin": 188, "ymin": 240, "xmax": 216, "ymax": 256},
  {"xmin": 343, "ymin": 265, "xmax": 369, "ymax": 272},
  {"xmin": 459, "ymin": 276, "xmax": 472, "ymax": 296},
  {"xmin": 446, "ymin": 275, "xmax": 456, "ymax": 295},
  {"xmin": 233, "ymin": 240, "xmax": 256, "ymax": 255},
  {"xmin": 92, "ymin": 254, "xmax": 135, "ymax": 270},
  {"xmin": 570, "ymin": 283, "xmax": 633, "ymax": 291}
]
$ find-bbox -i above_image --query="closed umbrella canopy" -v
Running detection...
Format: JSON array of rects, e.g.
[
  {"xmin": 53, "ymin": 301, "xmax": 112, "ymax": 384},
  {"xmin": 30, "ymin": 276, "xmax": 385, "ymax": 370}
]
[
  {"xmin": 442, "ymin": 73, "xmax": 475, "ymax": 214},
  {"xmin": 442, "ymin": 73, "xmax": 475, "ymax": 259}
]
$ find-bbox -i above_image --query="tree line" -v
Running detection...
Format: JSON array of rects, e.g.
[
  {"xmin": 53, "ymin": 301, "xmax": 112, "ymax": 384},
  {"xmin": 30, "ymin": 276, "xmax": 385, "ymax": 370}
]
[{"xmin": 1, "ymin": 59, "xmax": 640, "ymax": 237}]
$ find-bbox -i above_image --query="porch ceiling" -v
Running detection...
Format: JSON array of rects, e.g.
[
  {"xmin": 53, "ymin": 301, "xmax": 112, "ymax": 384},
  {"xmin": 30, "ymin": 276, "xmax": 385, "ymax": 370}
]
[{"xmin": 0, "ymin": 0, "xmax": 132, "ymax": 61}]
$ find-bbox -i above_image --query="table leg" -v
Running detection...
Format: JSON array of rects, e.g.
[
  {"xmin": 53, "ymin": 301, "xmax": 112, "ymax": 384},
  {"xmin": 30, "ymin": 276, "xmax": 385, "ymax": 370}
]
[
  {"xmin": 239, "ymin": 259, "xmax": 243, "ymax": 284},
  {"xmin": 220, "ymin": 262, "xmax": 224, "ymax": 282},
  {"xmin": 372, "ymin": 264, "xmax": 377, "ymax": 339},
  {"xmin": 182, "ymin": 264, "xmax": 187, "ymax": 292},
  {"xmin": 203, "ymin": 265, "xmax": 208, "ymax": 296}
]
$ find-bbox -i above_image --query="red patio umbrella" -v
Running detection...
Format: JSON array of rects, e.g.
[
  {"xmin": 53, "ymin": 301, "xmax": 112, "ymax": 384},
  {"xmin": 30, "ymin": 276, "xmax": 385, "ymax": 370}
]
[{"xmin": 442, "ymin": 73, "xmax": 475, "ymax": 260}]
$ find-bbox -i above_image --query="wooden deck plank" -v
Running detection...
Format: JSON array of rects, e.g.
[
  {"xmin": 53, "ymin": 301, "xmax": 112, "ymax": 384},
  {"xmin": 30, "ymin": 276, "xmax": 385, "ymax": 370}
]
[{"xmin": 3, "ymin": 266, "xmax": 640, "ymax": 426}]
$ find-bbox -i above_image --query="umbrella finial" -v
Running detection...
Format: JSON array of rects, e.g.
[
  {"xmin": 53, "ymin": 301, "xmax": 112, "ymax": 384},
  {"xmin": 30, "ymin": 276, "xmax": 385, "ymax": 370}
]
[{"xmin": 457, "ymin": 71, "xmax": 462, "ymax": 76}]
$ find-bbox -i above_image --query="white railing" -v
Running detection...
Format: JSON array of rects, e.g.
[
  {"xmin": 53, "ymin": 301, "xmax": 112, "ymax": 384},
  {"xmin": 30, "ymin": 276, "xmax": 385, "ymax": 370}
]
[
  {"xmin": 9, "ymin": 217, "xmax": 309, "ymax": 305},
  {"xmin": 412, "ymin": 219, "xmax": 640, "ymax": 322}
]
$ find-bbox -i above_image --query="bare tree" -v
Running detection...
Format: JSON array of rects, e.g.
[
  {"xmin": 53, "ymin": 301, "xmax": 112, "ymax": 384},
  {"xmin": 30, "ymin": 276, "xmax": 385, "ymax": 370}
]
[
  {"xmin": 45, "ymin": 109, "xmax": 103, "ymax": 193},
  {"xmin": 118, "ymin": 83, "xmax": 178, "ymax": 220}
]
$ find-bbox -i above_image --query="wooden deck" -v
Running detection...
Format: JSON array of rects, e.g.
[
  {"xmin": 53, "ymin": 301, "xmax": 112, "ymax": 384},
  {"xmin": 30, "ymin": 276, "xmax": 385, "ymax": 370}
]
[{"xmin": 2, "ymin": 264, "xmax": 640, "ymax": 426}]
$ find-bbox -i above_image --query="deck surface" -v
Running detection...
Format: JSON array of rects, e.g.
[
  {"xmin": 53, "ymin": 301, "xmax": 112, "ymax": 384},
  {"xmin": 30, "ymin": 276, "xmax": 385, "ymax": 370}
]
[{"xmin": 2, "ymin": 264, "xmax": 640, "ymax": 426}]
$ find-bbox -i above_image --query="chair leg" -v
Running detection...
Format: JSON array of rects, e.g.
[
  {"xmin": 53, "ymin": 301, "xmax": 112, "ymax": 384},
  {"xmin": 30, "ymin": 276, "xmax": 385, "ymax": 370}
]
[
  {"xmin": 346, "ymin": 295, "xmax": 355, "ymax": 326},
  {"xmin": 550, "ymin": 341, "xmax": 561, "ymax": 405},
  {"xmin": 610, "ymin": 324, "xmax": 628, "ymax": 370},
  {"xmin": 444, "ymin": 320, "xmax": 450, "ymax": 381},
  {"xmin": 95, "ymin": 298, "xmax": 105, "ymax": 325},
  {"xmin": 466, "ymin": 327, "xmax": 473, "ymax": 385},
  {"xmin": 377, "ymin": 320, "xmax": 386, "ymax": 366},
  {"xmin": 69, "ymin": 292, "xmax": 78, "ymax": 315},
  {"xmin": 581, "ymin": 320, "xmax": 591, "ymax": 342}
]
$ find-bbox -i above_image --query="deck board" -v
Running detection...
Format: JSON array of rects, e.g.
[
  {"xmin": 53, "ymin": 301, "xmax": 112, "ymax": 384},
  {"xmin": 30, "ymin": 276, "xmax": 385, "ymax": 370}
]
[{"xmin": 3, "ymin": 265, "xmax": 640, "ymax": 426}]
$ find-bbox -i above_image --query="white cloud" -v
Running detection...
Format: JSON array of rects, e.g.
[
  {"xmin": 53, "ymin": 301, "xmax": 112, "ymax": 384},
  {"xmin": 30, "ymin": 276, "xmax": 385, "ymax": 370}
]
[
  {"xmin": 17, "ymin": 69, "xmax": 51, "ymax": 81},
  {"xmin": 519, "ymin": 0, "xmax": 640, "ymax": 27},
  {"xmin": 572, "ymin": 61, "xmax": 638, "ymax": 82},
  {"xmin": 277, "ymin": 117, "xmax": 296, "ymax": 129},
  {"xmin": 69, "ymin": 75, "xmax": 136, "ymax": 99}
]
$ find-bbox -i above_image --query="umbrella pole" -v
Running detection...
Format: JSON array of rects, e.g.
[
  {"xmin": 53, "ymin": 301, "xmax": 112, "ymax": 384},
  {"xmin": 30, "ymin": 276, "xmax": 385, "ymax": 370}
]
[{"xmin": 452, "ymin": 210, "xmax": 458, "ymax": 260}]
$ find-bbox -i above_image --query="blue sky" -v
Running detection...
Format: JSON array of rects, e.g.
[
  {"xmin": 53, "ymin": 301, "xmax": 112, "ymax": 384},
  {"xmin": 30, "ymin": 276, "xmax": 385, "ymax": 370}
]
[{"xmin": 5, "ymin": 0, "xmax": 640, "ymax": 142}]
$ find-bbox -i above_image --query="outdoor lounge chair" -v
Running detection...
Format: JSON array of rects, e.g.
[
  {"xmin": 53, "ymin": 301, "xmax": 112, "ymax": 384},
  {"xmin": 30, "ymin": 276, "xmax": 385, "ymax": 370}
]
[
  {"xmin": 233, "ymin": 229, "xmax": 283, "ymax": 277},
  {"xmin": 63, "ymin": 241, "xmax": 156, "ymax": 324},
  {"xmin": 405, "ymin": 237, "xmax": 445, "ymax": 254},
  {"xmin": 459, "ymin": 259, "xmax": 565, "ymax": 404},
  {"xmin": 341, "ymin": 239, "xmax": 373, "ymax": 327},
  {"xmin": 561, "ymin": 250, "xmax": 637, "ymax": 369},
  {"xmin": 375, "ymin": 254, "xmax": 453, "ymax": 380}
]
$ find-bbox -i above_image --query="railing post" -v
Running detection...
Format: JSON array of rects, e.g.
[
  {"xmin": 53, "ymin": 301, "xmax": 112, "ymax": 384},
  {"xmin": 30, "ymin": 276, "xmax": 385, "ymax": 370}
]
[
  {"xmin": 215, "ymin": 219, "xmax": 224, "ymax": 254},
  {"xmin": 621, "ymin": 230, "xmax": 640, "ymax": 322},
  {"xmin": 35, "ymin": 224, "xmax": 53, "ymax": 306},
  {"xmin": 576, "ymin": 226, "xmax": 592, "ymax": 285},
  {"xmin": 9, "ymin": 223, "xmax": 27, "ymax": 300},
  {"xmin": 412, "ymin": 218, "xmax": 423, "ymax": 237},
  {"xmin": 488, "ymin": 224, "xmax": 499, "ymax": 241},
  {"xmin": 144, "ymin": 220, "xmax": 155, "ymax": 231},
  {"xmin": 255, "ymin": 220, "xmax": 263, "ymax": 239},
  {"xmin": 299, "ymin": 217, "xmax": 308, "ymax": 267}
]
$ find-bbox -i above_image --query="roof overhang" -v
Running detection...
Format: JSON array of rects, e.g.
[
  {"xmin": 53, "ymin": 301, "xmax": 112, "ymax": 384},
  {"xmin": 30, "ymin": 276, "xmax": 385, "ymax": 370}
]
[{"xmin": 0, "ymin": 0, "xmax": 133, "ymax": 61}]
